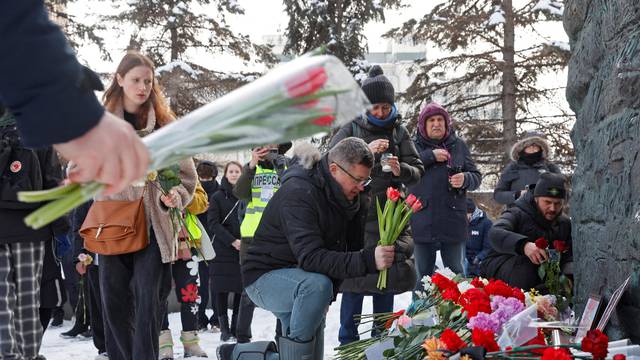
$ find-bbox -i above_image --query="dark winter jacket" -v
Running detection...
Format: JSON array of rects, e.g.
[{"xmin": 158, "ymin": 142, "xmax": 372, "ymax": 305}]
[
  {"xmin": 408, "ymin": 131, "xmax": 482, "ymax": 244},
  {"xmin": 0, "ymin": 0, "xmax": 104, "ymax": 148},
  {"xmin": 0, "ymin": 130, "xmax": 68, "ymax": 244},
  {"xmin": 465, "ymin": 208, "xmax": 493, "ymax": 264},
  {"xmin": 197, "ymin": 179, "xmax": 219, "ymax": 235},
  {"xmin": 241, "ymin": 155, "xmax": 377, "ymax": 298},
  {"xmin": 40, "ymin": 236, "xmax": 67, "ymax": 309},
  {"xmin": 494, "ymin": 136, "xmax": 561, "ymax": 206},
  {"xmin": 481, "ymin": 191, "xmax": 572, "ymax": 279},
  {"xmin": 207, "ymin": 177, "xmax": 242, "ymax": 293},
  {"xmin": 329, "ymin": 115, "xmax": 422, "ymax": 294},
  {"xmin": 71, "ymin": 200, "xmax": 93, "ymax": 263}
]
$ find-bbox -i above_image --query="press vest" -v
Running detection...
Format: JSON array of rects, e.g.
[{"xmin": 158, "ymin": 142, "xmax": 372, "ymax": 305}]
[{"xmin": 240, "ymin": 165, "xmax": 282, "ymax": 238}]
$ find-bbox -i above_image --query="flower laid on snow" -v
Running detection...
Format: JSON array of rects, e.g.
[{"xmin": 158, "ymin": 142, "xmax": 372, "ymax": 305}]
[
  {"xmin": 180, "ymin": 284, "xmax": 198, "ymax": 303},
  {"xmin": 440, "ymin": 328, "xmax": 467, "ymax": 352},
  {"xmin": 581, "ymin": 329, "xmax": 609, "ymax": 360},
  {"xmin": 471, "ymin": 328, "xmax": 500, "ymax": 352},
  {"xmin": 422, "ymin": 337, "xmax": 447, "ymax": 360},
  {"xmin": 436, "ymin": 267, "xmax": 457, "ymax": 280},
  {"xmin": 541, "ymin": 347, "xmax": 573, "ymax": 360}
]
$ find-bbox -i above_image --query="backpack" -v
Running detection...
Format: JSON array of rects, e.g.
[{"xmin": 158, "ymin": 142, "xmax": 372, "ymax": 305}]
[{"xmin": 0, "ymin": 124, "xmax": 44, "ymax": 209}]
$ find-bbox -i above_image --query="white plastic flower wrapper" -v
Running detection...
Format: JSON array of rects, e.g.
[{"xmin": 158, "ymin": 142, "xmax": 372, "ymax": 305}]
[
  {"xmin": 143, "ymin": 54, "xmax": 370, "ymax": 170},
  {"xmin": 19, "ymin": 54, "xmax": 370, "ymax": 229}
]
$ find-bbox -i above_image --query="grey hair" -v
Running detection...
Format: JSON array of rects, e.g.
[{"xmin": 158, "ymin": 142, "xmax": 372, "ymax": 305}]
[{"xmin": 328, "ymin": 137, "xmax": 374, "ymax": 168}]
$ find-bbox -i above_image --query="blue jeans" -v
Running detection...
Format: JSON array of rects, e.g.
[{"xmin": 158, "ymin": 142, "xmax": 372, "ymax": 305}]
[
  {"xmin": 338, "ymin": 292, "xmax": 394, "ymax": 345},
  {"xmin": 414, "ymin": 242, "xmax": 464, "ymax": 291},
  {"xmin": 246, "ymin": 268, "xmax": 332, "ymax": 345}
]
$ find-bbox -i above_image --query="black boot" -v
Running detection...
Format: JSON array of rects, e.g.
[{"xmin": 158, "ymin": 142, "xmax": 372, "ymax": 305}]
[
  {"xmin": 230, "ymin": 311, "xmax": 238, "ymax": 338},
  {"xmin": 50, "ymin": 307, "xmax": 64, "ymax": 327},
  {"xmin": 219, "ymin": 315, "xmax": 232, "ymax": 342},
  {"xmin": 60, "ymin": 322, "xmax": 89, "ymax": 338}
]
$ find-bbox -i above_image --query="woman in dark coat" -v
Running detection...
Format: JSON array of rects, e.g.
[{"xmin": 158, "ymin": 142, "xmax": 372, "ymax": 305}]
[
  {"xmin": 494, "ymin": 132, "xmax": 561, "ymax": 206},
  {"xmin": 207, "ymin": 161, "xmax": 243, "ymax": 342}
]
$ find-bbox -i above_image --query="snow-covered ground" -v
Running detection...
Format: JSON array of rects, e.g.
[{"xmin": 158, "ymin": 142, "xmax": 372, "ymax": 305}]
[
  {"xmin": 40, "ymin": 292, "xmax": 412, "ymax": 359},
  {"xmin": 41, "ymin": 255, "xmax": 443, "ymax": 359}
]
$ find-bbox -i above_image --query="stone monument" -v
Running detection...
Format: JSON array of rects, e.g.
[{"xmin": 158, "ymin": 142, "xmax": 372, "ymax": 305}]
[{"xmin": 565, "ymin": 0, "xmax": 640, "ymax": 341}]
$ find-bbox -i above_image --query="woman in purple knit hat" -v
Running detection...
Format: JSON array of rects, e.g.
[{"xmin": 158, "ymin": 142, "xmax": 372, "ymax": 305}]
[{"xmin": 408, "ymin": 102, "xmax": 482, "ymax": 287}]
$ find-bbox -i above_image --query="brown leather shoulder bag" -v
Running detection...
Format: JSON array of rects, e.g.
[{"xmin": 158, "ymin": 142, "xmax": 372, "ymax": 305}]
[{"xmin": 80, "ymin": 194, "xmax": 149, "ymax": 255}]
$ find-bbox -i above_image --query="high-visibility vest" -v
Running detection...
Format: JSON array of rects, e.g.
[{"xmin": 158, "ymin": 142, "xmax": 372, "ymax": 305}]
[{"xmin": 240, "ymin": 165, "xmax": 282, "ymax": 238}]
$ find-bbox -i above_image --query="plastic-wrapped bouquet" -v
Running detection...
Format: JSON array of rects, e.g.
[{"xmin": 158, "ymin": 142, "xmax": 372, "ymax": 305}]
[{"xmin": 19, "ymin": 54, "xmax": 369, "ymax": 229}]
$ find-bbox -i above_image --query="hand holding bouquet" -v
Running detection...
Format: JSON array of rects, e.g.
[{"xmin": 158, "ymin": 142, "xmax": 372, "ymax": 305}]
[
  {"xmin": 376, "ymin": 187, "xmax": 423, "ymax": 290},
  {"xmin": 19, "ymin": 54, "xmax": 369, "ymax": 229}
]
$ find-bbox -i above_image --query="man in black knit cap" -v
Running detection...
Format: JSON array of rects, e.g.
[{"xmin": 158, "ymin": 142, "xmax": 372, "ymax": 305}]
[{"xmin": 481, "ymin": 172, "xmax": 573, "ymax": 290}]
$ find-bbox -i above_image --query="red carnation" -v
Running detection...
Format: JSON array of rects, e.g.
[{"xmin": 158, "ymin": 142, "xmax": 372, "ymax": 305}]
[
  {"xmin": 553, "ymin": 240, "xmax": 569, "ymax": 253},
  {"xmin": 459, "ymin": 288, "xmax": 491, "ymax": 318},
  {"xmin": 511, "ymin": 288, "xmax": 525, "ymax": 303},
  {"xmin": 613, "ymin": 355, "xmax": 626, "ymax": 360},
  {"xmin": 535, "ymin": 237, "xmax": 549, "ymax": 249},
  {"xmin": 581, "ymin": 330, "xmax": 609, "ymax": 360},
  {"xmin": 541, "ymin": 348, "xmax": 572, "ymax": 360},
  {"xmin": 441, "ymin": 286, "xmax": 461, "ymax": 303},
  {"xmin": 472, "ymin": 328, "xmax": 500, "ymax": 352},
  {"xmin": 432, "ymin": 273, "xmax": 457, "ymax": 292},
  {"xmin": 471, "ymin": 277, "xmax": 486, "ymax": 288},
  {"xmin": 523, "ymin": 329, "xmax": 546, "ymax": 355},
  {"xmin": 440, "ymin": 328, "xmax": 467, "ymax": 352},
  {"xmin": 181, "ymin": 283, "xmax": 199, "ymax": 303},
  {"xmin": 484, "ymin": 279, "xmax": 515, "ymax": 298}
]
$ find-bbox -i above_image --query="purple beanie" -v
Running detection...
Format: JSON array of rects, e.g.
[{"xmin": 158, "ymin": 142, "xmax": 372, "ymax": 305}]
[{"xmin": 417, "ymin": 102, "xmax": 452, "ymax": 140}]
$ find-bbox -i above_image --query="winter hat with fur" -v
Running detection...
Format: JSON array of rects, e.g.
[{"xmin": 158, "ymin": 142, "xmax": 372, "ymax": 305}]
[
  {"xmin": 361, "ymin": 65, "xmax": 395, "ymax": 105},
  {"xmin": 510, "ymin": 131, "xmax": 550, "ymax": 161},
  {"xmin": 417, "ymin": 102, "xmax": 452, "ymax": 140}
]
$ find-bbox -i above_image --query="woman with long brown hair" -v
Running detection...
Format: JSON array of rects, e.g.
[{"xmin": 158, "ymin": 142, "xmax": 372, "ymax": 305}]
[{"xmin": 97, "ymin": 51, "xmax": 197, "ymax": 360}]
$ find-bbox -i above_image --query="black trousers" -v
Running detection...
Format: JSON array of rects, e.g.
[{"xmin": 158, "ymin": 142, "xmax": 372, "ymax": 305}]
[
  {"xmin": 99, "ymin": 232, "xmax": 167, "ymax": 360},
  {"xmin": 235, "ymin": 290, "xmax": 255, "ymax": 343},
  {"xmin": 159, "ymin": 259, "xmax": 200, "ymax": 331},
  {"xmin": 196, "ymin": 261, "xmax": 219, "ymax": 327},
  {"xmin": 87, "ymin": 265, "xmax": 107, "ymax": 354}
]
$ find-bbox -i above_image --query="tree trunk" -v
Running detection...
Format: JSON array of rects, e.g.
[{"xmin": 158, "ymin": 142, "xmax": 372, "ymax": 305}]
[{"xmin": 501, "ymin": 0, "xmax": 517, "ymax": 164}]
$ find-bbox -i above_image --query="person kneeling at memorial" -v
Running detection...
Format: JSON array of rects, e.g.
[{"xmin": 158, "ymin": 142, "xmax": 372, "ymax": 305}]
[
  {"xmin": 216, "ymin": 138, "xmax": 395, "ymax": 360},
  {"xmin": 480, "ymin": 173, "xmax": 573, "ymax": 290}
]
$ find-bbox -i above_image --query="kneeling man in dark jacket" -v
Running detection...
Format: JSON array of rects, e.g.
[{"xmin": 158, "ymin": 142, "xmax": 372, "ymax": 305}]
[
  {"xmin": 481, "ymin": 173, "xmax": 572, "ymax": 290},
  {"xmin": 217, "ymin": 138, "xmax": 395, "ymax": 360}
]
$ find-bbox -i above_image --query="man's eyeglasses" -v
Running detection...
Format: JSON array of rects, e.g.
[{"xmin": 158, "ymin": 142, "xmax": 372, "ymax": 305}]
[{"xmin": 333, "ymin": 162, "xmax": 372, "ymax": 187}]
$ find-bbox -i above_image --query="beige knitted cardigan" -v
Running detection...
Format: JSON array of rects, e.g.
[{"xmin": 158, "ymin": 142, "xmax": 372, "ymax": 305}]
[{"xmin": 96, "ymin": 103, "xmax": 197, "ymax": 263}]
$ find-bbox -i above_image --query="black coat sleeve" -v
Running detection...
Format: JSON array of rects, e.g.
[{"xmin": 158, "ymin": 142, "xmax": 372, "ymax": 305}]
[
  {"xmin": 460, "ymin": 140, "xmax": 482, "ymax": 191},
  {"xmin": 327, "ymin": 122, "xmax": 354, "ymax": 149},
  {"xmin": 0, "ymin": 0, "xmax": 103, "ymax": 147},
  {"xmin": 280, "ymin": 188, "xmax": 378, "ymax": 279},
  {"xmin": 232, "ymin": 163, "xmax": 255, "ymax": 201},
  {"xmin": 417, "ymin": 145, "xmax": 437, "ymax": 169},
  {"xmin": 396, "ymin": 126, "xmax": 424, "ymax": 187},
  {"xmin": 207, "ymin": 195, "xmax": 236, "ymax": 246},
  {"xmin": 494, "ymin": 163, "xmax": 519, "ymax": 205},
  {"xmin": 488, "ymin": 210, "xmax": 528, "ymax": 256}
]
